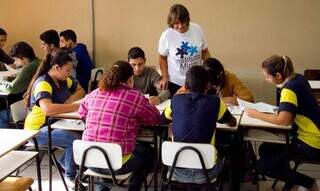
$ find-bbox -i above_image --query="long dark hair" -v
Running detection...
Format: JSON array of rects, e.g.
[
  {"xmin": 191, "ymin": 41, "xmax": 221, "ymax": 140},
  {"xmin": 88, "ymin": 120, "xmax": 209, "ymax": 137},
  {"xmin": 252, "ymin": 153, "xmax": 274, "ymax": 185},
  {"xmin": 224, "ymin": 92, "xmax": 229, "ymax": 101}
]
[
  {"xmin": 99, "ymin": 61, "xmax": 133, "ymax": 91},
  {"xmin": 262, "ymin": 55, "xmax": 295, "ymax": 80},
  {"xmin": 24, "ymin": 49, "xmax": 73, "ymax": 106}
]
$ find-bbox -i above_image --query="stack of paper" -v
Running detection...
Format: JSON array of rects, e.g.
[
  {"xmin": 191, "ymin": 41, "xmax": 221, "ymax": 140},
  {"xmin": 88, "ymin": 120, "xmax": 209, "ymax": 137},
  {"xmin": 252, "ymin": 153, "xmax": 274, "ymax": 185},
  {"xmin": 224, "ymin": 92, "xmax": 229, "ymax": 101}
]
[{"xmin": 237, "ymin": 98, "xmax": 278, "ymax": 113}]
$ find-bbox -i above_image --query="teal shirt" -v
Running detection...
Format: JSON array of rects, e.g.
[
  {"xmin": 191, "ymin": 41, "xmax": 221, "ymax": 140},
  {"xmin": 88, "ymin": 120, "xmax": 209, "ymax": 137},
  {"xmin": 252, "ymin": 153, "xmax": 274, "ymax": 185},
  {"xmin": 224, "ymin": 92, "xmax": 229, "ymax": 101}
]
[{"xmin": 0, "ymin": 58, "xmax": 40, "ymax": 94}]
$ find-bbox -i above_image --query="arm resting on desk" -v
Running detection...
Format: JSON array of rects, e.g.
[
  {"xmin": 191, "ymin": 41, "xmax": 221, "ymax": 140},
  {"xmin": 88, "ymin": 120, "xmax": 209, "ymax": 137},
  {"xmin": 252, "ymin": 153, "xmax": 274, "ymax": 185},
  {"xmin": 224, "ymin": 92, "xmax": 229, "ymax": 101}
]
[
  {"xmin": 245, "ymin": 109, "xmax": 293, "ymax": 126},
  {"xmin": 64, "ymin": 84, "xmax": 85, "ymax": 104},
  {"xmin": 39, "ymin": 98, "xmax": 80, "ymax": 116}
]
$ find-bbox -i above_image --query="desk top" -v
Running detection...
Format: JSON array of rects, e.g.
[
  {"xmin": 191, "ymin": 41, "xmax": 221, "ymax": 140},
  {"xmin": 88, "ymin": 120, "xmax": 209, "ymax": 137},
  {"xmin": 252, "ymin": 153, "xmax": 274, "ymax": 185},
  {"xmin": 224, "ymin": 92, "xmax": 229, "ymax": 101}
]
[
  {"xmin": 0, "ymin": 129, "xmax": 39, "ymax": 158},
  {"xmin": 277, "ymin": 80, "xmax": 320, "ymax": 89},
  {"xmin": 308, "ymin": 80, "xmax": 320, "ymax": 89},
  {"xmin": 240, "ymin": 112, "xmax": 291, "ymax": 130},
  {"xmin": 51, "ymin": 119, "xmax": 85, "ymax": 131},
  {"xmin": 216, "ymin": 115, "xmax": 241, "ymax": 131},
  {"xmin": 0, "ymin": 91, "xmax": 9, "ymax": 97}
]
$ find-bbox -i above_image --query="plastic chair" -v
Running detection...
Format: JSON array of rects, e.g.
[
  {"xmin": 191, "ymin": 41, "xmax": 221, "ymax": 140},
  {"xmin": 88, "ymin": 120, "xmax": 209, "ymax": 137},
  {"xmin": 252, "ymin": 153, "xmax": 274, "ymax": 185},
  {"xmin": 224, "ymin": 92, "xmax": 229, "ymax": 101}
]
[
  {"xmin": 73, "ymin": 140, "xmax": 148, "ymax": 191},
  {"xmin": 10, "ymin": 100, "xmax": 27, "ymax": 129},
  {"xmin": 161, "ymin": 141, "xmax": 224, "ymax": 191},
  {"xmin": 88, "ymin": 68, "xmax": 103, "ymax": 92}
]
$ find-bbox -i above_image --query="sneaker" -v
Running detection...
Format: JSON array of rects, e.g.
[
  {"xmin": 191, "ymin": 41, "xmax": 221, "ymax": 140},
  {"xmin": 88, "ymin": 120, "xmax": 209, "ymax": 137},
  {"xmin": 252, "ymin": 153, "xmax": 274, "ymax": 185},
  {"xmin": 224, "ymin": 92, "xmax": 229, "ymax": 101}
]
[{"xmin": 65, "ymin": 177, "xmax": 75, "ymax": 190}]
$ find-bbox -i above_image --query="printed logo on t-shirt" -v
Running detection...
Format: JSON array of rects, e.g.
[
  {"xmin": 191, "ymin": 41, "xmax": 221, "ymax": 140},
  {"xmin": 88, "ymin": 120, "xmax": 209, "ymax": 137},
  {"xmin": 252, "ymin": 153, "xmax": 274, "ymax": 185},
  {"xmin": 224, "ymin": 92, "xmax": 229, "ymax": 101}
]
[{"xmin": 175, "ymin": 41, "xmax": 201, "ymax": 71}]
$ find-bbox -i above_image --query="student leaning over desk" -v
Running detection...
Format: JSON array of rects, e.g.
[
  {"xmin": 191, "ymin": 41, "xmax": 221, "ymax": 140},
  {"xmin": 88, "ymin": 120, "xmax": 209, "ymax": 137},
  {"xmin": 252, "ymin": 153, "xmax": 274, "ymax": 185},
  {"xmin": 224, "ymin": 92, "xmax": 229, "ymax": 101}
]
[
  {"xmin": 246, "ymin": 55, "xmax": 320, "ymax": 191},
  {"xmin": 24, "ymin": 49, "xmax": 85, "ymax": 187},
  {"xmin": 176, "ymin": 57, "xmax": 254, "ymax": 105},
  {"xmin": 128, "ymin": 47, "xmax": 170, "ymax": 105},
  {"xmin": 0, "ymin": 42, "xmax": 40, "ymax": 128},
  {"xmin": 78, "ymin": 61, "xmax": 160, "ymax": 191}
]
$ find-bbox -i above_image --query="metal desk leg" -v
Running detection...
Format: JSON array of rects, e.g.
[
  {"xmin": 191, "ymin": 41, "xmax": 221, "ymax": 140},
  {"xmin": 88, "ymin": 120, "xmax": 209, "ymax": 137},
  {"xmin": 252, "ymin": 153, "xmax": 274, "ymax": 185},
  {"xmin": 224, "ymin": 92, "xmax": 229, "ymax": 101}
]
[
  {"xmin": 48, "ymin": 117, "xmax": 53, "ymax": 191},
  {"xmin": 154, "ymin": 129, "xmax": 158, "ymax": 191},
  {"xmin": 32, "ymin": 137, "xmax": 42, "ymax": 191},
  {"xmin": 283, "ymin": 133, "xmax": 290, "ymax": 191}
]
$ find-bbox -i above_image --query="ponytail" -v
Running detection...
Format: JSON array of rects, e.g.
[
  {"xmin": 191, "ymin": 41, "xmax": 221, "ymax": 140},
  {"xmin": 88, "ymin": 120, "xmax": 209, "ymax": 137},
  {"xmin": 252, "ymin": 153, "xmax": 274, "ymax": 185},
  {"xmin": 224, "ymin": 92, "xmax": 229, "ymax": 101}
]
[
  {"xmin": 23, "ymin": 49, "xmax": 73, "ymax": 107},
  {"xmin": 262, "ymin": 55, "xmax": 295, "ymax": 80},
  {"xmin": 99, "ymin": 61, "xmax": 133, "ymax": 91},
  {"xmin": 23, "ymin": 54, "xmax": 52, "ymax": 106}
]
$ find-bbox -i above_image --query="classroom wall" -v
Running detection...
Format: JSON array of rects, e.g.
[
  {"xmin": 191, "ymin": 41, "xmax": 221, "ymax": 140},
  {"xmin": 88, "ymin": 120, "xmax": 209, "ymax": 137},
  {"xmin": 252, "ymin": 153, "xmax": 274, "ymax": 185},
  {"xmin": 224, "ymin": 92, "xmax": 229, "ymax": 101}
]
[{"xmin": 1, "ymin": 0, "xmax": 320, "ymax": 104}]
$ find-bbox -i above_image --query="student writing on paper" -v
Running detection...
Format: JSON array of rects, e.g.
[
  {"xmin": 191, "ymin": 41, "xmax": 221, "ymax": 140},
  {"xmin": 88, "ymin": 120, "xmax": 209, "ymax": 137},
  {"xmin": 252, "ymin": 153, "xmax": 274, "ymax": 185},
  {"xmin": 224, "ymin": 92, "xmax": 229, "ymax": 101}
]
[
  {"xmin": 78, "ymin": 61, "xmax": 160, "ymax": 191},
  {"xmin": 24, "ymin": 49, "xmax": 85, "ymax": 188},
  {"xmin": 246, "ymin": 55, "xmax": 320, "ymax": 191},
  {"xmin": 177, "ymin": 57, "xmax": 254, "ymax": 105},
  {"xmin": 128, "ymin": 47, "xmax": 170, "ymax": 105},
  {"xmin": 0, "ymin": 42, "xmax": 40, "ymax": 128},
  {"xmin": 163, "ymin": 65, "xmax": 236, "ymax": 183}
]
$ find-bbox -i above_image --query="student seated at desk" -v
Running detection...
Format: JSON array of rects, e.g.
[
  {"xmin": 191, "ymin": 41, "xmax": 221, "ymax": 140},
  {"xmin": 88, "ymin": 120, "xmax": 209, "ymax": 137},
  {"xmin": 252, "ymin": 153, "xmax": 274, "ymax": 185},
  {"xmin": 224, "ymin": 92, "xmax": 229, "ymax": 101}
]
[
  {"xmin": 0, "ymin": 28, "xmax": 14, "ymax": 65},
  {"xmin": 128, "ymin": 47, "xmax": 170, "ymax": 105},
  {"xmin": 78, "ymin": 61, "xmax": 160, "ymax": 191},
  {"xmin": 60, "ymin": 29, "xmax": 94, "ymax": 93},
  {"xmin": 177, "ymin": 57, "xmax": 254, "ymax": 105},
  {"xmin": 163, "ymin": 65, "xmax": 236, "ymax": 183},
  {"xmin": 0, "ymin": 42, "xmax": 40, "ymax": 128},
  {"xmin": 246, "ymin": 55, "xmax": 320, "ymax": 191},
  {"xmin": 24, "ymin": 49, "xmax": 85, "ymax": 187}
]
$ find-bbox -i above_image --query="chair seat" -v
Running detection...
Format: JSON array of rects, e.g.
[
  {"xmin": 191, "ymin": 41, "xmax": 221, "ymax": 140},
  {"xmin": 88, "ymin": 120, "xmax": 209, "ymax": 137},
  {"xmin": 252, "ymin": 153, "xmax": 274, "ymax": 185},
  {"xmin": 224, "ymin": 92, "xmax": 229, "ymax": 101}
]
[
  {"xmin": 0, "ymin": 177, "xmax": 33, "ymax": 191},
  {"xmin": 84, "ymin": 169, "xmax": 132, "ymax": 180}
]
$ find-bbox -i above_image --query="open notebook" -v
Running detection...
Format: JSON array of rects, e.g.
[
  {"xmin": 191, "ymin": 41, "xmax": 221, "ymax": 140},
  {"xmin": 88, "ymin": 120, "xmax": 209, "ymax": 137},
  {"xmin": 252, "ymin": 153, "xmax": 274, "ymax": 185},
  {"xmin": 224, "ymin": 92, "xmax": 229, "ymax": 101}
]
[{"xmin": 237, "ymin": 98, "xmax": 278, "ymax": 113}]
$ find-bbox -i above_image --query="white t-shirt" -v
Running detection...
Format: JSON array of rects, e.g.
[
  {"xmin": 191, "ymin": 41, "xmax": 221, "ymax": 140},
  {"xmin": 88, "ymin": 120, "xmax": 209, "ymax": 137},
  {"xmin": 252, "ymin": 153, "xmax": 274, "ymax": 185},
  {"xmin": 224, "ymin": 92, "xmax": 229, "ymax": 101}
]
[{"xmin": 158, "ymin": 22, "xmax": 208, "ymax": 86}]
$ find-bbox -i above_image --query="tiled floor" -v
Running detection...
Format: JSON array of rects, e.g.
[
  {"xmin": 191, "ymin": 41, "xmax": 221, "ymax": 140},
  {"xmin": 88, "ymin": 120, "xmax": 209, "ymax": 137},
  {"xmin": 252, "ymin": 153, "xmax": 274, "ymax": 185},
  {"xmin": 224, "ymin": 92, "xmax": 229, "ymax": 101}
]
[{"xmin": 16, "ymin": 150, "xmax": 320, "ymax": 191}]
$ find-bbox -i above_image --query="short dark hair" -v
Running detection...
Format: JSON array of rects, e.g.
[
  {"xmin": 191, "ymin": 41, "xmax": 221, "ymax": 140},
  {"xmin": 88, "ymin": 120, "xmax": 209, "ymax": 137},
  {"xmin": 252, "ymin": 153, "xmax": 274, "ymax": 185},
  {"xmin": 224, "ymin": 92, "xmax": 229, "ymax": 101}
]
[
  {"xmin": 60, "ymin": 29, "xmax": 77, "ymax": 43},
  {"xmin": 0, "ymin": 28, "xmax": 7, "ymax": 36},
  {"xmin": 40, "ymin": 30, "xmax": 59, "ymax": 48},
  {"xmin": 128, "ymin": 47, "xmax": 146, "ymax": 61},
  {"xmin": 185, "ymin": 65, "xmax": 209, "ymax": 93},
  {"xmin": 9, "ymin": 41, "xmax": 36, "ymax": 61},
  {"xmin": 167, "ymin": 4, "xmax": 190, "ymax": 28},
  {"xmin": 203, "ymin": 58, "xmax": 226, "ymax": 87}
]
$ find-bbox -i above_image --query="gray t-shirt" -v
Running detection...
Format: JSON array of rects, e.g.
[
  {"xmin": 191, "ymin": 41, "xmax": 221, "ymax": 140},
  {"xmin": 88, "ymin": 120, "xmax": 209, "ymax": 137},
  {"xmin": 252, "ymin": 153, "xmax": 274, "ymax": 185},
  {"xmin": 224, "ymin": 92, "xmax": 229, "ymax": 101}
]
[{"xmin": 133, "ymin": 67, "xmax": 170, "ymax": 102}]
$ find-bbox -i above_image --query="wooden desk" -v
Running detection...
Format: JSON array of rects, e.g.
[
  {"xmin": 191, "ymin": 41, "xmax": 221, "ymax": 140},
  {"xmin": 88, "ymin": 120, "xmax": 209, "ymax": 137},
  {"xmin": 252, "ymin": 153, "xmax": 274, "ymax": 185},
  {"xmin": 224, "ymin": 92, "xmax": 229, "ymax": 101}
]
[{"xmin": 0, "ymin": 129, "xmax": 42, "ymax": 191}]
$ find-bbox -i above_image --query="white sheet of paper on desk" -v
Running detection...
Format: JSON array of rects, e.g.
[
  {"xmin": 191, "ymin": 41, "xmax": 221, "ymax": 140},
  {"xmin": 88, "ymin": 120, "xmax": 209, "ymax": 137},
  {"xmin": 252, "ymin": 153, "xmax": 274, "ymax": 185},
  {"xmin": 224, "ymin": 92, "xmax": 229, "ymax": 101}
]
[
  {"xmin": 227, "ymin": 105, "xmax": 243, "ymax": 115},
  {"xmin": 156, "ymin": 99, "xmax": 171, "ymax": 113},
  {"xmin": 237, "ymin": 98, "xmax": 278, "ymax": 113}
]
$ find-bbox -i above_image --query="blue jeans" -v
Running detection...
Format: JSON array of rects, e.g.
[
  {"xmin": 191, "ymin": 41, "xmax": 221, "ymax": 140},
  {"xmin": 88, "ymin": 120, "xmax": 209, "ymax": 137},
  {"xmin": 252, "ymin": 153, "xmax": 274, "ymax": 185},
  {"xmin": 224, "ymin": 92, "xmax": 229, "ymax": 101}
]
[
  {"xmin": 0, "ymin": 109, "xmax": 11, "ymax": 128},
  {"xmin": 36, "ymin": 126, "xmax": 79, "ymax": 178},
  {"xmin": 170, "ymin": 157, "xmax": 223, "ymax": 184},
  {"xmin": 91, "ymin": 143, "xmax": 155, "ymax": 191}
]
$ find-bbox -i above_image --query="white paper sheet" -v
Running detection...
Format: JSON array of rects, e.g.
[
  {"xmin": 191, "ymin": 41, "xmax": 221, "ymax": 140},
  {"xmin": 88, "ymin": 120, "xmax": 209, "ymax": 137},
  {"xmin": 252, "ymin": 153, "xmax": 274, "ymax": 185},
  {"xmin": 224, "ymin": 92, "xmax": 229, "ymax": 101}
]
[{"xmin": 237, "ymin": 98, "xmax": 278, "ymax": 113}]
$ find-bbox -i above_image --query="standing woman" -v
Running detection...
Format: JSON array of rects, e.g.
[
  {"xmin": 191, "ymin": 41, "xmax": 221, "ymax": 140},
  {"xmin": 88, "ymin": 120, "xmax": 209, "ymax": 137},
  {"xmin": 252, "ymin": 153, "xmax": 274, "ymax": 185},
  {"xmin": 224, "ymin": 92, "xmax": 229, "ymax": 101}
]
[
  {"xmin": 158, "ymin": 4, "xmax": 210, "ymax": 96},
  {"xmin": 246, "ymin": 55, "xmax": 320, "ymax": 190},
  {"xmin": 24, "ymin": 49, "xmax": 85, "ymax": 186},
  {"xmin": 79, "ymin": 61, "xmax": 160, "ymax": 191}
]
